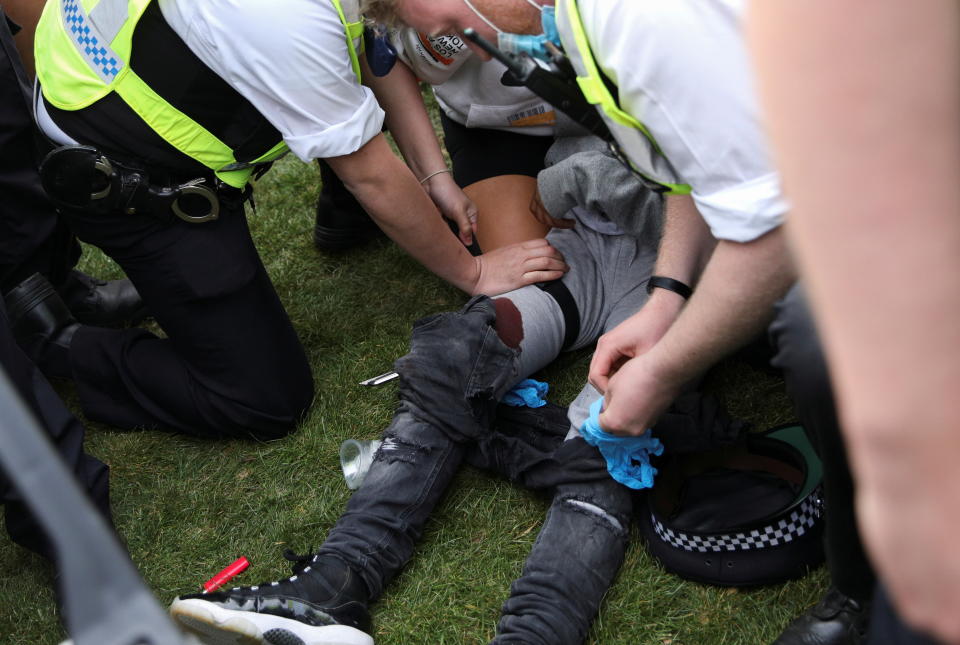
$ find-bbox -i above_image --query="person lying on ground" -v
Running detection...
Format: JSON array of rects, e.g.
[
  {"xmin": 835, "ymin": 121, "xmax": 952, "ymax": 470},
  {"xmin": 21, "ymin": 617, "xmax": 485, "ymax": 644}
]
[{"xmin": 170, "ymin": 132, "xmax": 670, "ymax": 645}]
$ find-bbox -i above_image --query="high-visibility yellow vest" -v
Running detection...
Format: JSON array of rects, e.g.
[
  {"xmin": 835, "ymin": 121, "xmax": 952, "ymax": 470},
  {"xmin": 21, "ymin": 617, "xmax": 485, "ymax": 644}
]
[
  {"xmin": 556, "ymin": 0, "xmax": 691, "ymax": 196},
  {"xmin": 35, "ymin": 0, "xmax": 365, "ymax": 188}
]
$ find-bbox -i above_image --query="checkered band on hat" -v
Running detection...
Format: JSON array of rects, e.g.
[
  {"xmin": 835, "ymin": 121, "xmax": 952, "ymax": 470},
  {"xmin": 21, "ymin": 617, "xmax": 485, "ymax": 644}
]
[
  {"xmin": 651, "ymin": 489, "xmax": 823, "ymax": 553},
  {"xmin": 61, "ymin": 0, "xmax": 124, "ymax": 82}
]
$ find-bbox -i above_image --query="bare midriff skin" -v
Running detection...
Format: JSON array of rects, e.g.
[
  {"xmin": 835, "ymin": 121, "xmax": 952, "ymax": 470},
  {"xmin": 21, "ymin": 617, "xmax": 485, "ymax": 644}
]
[{"xmin": 466, "ymin": 174, "xmax": 549, "ymax": 251}]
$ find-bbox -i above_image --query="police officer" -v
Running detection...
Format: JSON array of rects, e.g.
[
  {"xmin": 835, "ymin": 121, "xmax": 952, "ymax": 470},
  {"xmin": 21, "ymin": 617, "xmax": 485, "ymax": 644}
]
[
  {"xmin": 0, "ymin": 0, "xmax": 111, "ymax": 571},
  {"xmin": 21, "ymin": 0, "xmax": 567, "ymax": 440},
  {"xmin": 1, "ymin": 3, "xmax": 143, "ymax": 327}
]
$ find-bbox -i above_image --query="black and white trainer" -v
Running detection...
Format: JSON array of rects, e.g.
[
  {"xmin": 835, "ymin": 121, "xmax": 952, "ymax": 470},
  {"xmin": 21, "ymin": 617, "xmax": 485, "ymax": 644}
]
[{"xmin": 170, "ymin": 552, "xmax": 372, "ymax": 645}]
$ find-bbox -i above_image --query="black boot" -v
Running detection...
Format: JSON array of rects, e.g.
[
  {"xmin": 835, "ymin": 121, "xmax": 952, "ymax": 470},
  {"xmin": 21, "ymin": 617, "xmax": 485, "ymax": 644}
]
[
  {"xmin": 4, "ymin": 273, "xmax": 79, "ymax": 379},
  {"xmin": 774, "ymin": 587, "xmax": 871, "ymax": 645},
  {"xmin": 56, "ymin": 269, "xmax": 146, "ymax": 327},
  {"xmin": 313, "ymin": 159, "xmax": 384, "ymax": 252},
  {"xmin": 170, "ymin": 551, "xmax": 373, "ymax": 645}
]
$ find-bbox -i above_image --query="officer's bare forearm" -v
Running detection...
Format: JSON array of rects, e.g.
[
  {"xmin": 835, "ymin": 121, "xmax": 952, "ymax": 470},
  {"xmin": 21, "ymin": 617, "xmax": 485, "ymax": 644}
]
[
  {"xmin": 654, "ymin": 194, "xmax": 716, "ymax": 288},
  {"xmin": 643, "ymin": 227, "xmax": 794, "ymax": 386},
  {"xmin": 361, "ymin": 57, "xmax": 448, "ymax": 182},
  {"xmin": 327, "ymin": 135, "xmax": 479, "ymax": 292},
  {"xmin": 751, "ymin": 0, "xmax": 960, "ymax": 447}
]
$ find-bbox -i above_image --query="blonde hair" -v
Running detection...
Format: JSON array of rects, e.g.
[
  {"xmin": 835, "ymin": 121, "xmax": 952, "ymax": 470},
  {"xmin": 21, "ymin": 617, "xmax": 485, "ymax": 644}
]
[{"xmin": 359, "ymin": 0, "xmax": 404, "ymax": 27}]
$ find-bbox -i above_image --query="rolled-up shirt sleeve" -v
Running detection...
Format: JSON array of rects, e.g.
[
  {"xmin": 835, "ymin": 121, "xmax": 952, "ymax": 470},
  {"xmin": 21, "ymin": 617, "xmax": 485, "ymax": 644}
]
[
  {"xmin": 584, "ymin": 0, "xmax": 789, "ymax": 242},
  {"xmin": 161, "ymin": 0, "xmax": 384, "ymax": 161}
]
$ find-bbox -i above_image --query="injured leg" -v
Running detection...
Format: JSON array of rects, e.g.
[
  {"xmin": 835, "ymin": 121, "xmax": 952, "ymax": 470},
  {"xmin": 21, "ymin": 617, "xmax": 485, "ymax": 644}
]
[
  {"xmin": 323, "ymin": 293, "xmax": 571, "ymax": 601},
  {"xmin": 492, "ymin": 285, "xmax": 569, "ymax": 380},
  {"xmin": 319, "ymin": 296, "xmax": 530, "ymax": 598}
]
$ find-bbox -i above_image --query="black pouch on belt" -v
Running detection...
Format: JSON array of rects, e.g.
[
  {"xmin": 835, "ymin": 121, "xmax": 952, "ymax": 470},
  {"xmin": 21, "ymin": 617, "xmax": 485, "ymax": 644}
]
[{"xmin": 39, "ymin": 144, "xmax": 222, "ymax": 223}]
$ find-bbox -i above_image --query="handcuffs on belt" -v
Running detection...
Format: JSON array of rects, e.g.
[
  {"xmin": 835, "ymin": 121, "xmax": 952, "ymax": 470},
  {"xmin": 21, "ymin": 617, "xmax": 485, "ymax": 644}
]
[{"xmin": 38, "ymin": 144, "xmax": 244, "ymax": 224}]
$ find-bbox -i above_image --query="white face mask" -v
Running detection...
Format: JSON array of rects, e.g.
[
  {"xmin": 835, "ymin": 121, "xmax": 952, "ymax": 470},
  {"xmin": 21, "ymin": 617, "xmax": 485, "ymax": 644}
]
[{"xmin": 460, "ymin": 0, "xmax": 560, "ymax": 61}]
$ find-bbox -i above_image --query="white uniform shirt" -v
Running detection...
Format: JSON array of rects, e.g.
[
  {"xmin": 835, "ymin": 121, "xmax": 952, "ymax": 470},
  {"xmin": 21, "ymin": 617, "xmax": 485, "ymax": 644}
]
[
  {"xmin": 578, "ymin": 0, "xmax": 787, "ymax": 242},
  {"xmin": 158, "ymin": 0, "xmax": 384, "ymax": 161},
  {"xmin": 392, "ymin": 30, "xmax": 556, "ymax": 136}
]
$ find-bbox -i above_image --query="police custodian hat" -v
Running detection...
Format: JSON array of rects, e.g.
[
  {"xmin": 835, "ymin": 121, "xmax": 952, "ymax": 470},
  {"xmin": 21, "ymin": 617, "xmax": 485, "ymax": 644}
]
[{"xmin": 637, "ymin": 424, "xmax": 825, "ymax": 587}]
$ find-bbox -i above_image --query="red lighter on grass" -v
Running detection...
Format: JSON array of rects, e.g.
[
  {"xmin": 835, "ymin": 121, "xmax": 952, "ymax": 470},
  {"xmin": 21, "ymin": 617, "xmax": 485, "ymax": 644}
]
[{"xmin": 202, "ymin": 556, "xmax": 250, "ymax": 593}]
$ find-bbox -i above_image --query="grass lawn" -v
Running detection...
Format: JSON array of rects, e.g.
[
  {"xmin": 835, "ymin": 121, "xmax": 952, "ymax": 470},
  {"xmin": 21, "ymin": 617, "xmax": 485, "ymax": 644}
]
[{"xmin": 0, "ymin": 141, "xmax": 826, "ymax": 645}]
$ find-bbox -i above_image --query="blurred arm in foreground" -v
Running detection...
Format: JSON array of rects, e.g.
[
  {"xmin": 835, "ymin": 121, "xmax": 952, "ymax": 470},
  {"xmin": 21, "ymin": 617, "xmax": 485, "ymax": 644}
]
[{"xmin": 750, "ymin": 2, "xmax": 960, "ymax": 642}]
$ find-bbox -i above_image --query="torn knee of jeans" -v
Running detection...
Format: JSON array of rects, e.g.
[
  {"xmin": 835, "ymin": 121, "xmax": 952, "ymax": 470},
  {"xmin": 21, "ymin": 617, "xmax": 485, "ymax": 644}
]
[
  {"xmin": 396, "ymin": 297, "xmax": 518, "ymax": 439},
  {"xmin": 560, "ymin": 495, "xmax": 628, "ymax": 535},
  {"xmin": 378, "ymin": 433, "xmax": 430, "ymax": 465}
]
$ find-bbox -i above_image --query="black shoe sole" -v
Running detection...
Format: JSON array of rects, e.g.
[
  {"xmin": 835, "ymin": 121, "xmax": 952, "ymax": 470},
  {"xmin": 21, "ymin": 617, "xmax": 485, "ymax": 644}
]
[{"xmin": 169, "ymin": 597, "xmax": 373, "ymax": 645}]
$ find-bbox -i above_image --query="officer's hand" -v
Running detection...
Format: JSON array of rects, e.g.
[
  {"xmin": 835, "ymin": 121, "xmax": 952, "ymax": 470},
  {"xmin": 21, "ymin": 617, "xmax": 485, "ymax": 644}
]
[
  {"xmin": 471, "ymin": 239, "xmax": 567, "ymax": 296},
  {"xmin": 423, "ymin": 172, "xmax": 478, "ymax": 246},
  {"xmin": 596, "ymin": 354, "xmax": 680, "ymax": 436},
  {"xmin": 588, "ymin": 291, "xmax": 684, "ymax": 393}
]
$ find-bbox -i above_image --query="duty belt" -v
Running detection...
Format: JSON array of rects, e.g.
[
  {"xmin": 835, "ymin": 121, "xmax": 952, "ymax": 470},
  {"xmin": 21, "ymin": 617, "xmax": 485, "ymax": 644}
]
[{"xmin": 39, "ymin": 145, "xmax": 254, "ymax": 224}]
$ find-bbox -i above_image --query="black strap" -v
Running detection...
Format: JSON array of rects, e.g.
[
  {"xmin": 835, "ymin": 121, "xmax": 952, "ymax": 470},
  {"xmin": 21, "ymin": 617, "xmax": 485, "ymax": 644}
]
[
  {"xmin": 39, "ymin": 145, "xmax": 247, "ymax": 224},
  {"xmin": 537, "ymin": 279, "xmax": 580, "ymax": 351},
  {"xmin": 647, "ymin": 275, "xmax": 693, "ymax": 300}
]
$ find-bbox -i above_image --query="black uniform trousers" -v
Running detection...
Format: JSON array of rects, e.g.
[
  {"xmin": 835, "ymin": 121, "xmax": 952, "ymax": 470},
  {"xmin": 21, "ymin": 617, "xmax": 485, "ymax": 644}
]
[
  {"xmin": 0, "ymin": 298, "xmax": 111, "ymax": 561},
  {"xmin": 0, "ymin": 9, "xmax": 79, "ymax": 295},
  {"xmin": 869, "ymin": 587, "xmax": 941, "ymax": 645},
  {"xmin": 769, "ymin": 284, "xmax": 876, "ymax": 601},
  {"xmin": 771, "ymin": 290, "xmax": 947, "ymax": 644},
  {"xmin": 60, "ymin": 198, "xmax": 314, "ymax": 440}
]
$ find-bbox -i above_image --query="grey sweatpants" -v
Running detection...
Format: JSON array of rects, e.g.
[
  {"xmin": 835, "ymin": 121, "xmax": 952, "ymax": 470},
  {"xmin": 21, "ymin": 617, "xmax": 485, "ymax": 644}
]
[{"xmin": 497, "ymin": 221, "xmax": 658, "ymax": 435}]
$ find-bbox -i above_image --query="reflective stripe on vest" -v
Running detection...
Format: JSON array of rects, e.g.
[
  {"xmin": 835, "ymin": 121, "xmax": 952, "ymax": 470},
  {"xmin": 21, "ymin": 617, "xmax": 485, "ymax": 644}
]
[
  {"xmin": 556, "ymin": 0, "xmax": 691, "ymax": 196},
  {"xmin": 36, "ymin": 0, "xmax": 363, "ymax": 188},
  {"xmin": 334, "ymin": 0, "xmax": 366, "ymax": 82}
]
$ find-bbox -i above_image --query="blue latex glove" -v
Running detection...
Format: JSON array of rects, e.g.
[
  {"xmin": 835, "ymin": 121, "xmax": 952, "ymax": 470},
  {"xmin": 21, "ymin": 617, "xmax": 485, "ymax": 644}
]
[
  {"xmin": 580, "ymin": 397, "xmax": 663, "ymax": 489},
  {"xmin": 502, "ymin": 379, "xmax": 549, "ymax": 408}
]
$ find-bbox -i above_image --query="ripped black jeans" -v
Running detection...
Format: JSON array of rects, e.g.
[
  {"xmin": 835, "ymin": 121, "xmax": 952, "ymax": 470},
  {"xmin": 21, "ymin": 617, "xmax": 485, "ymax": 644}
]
[{"xmin": 318, "ymin": 296, "xmax": 633, "ymax": 645}]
